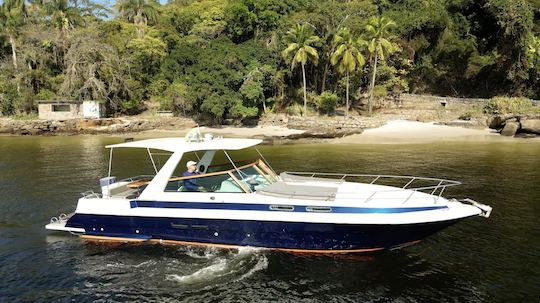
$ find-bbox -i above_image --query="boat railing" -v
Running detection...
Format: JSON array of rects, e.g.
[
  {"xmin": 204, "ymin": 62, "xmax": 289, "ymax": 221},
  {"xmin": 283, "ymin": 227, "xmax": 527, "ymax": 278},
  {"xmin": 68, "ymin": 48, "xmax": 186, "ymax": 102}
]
[
  {"xmin": 282, "ymin": 172, "xmax": 462, "ymax": 203},
  {"xmin": 80, "ymin": 190, "xmax": 102, "ymax": 199}
]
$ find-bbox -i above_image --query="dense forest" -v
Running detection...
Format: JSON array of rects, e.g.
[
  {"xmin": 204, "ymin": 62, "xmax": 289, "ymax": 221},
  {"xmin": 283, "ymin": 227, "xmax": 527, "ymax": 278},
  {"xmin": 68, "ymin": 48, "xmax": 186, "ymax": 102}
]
[{"xmin": 2, "ymin": 0, "xmax": 540, "ymax": 122}]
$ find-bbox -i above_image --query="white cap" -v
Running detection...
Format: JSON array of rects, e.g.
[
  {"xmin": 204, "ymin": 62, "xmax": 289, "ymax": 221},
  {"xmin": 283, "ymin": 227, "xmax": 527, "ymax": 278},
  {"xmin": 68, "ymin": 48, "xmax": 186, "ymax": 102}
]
[{"xmin": 186, "ymin": 161, "xmax": 197, "ymax": 168}]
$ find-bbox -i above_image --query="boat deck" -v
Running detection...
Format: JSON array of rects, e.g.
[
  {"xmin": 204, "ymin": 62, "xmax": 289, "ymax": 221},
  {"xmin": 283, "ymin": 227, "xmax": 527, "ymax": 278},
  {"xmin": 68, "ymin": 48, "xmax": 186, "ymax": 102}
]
[{"xmin": 257, "ymin": 181, "xmax": 340, "ymax": 201}]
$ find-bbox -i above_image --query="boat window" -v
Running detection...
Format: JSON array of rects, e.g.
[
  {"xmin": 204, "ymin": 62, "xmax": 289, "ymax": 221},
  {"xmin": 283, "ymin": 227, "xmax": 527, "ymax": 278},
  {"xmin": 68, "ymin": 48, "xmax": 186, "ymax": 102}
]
[
  {"xmin": 165, "ymin": 157, "xmax": 277, "ymax": 193},
  {"xmin": 269, "ymin": 205, "xmax": 295, "ymax": 211},
  {"xmin": 165, "ymin": 173, "xmax": 245, "ymax": 193},
  {"xmin": 230, "ymin": 165, "xmax": 273, "ymax": 191},
  {"xmin": 170, "ymin": 223, "xmax": 189, "ymax": 229},
  {"xmin": 306, "ymin": 206, "xmax": 332, "ymax": 213}
]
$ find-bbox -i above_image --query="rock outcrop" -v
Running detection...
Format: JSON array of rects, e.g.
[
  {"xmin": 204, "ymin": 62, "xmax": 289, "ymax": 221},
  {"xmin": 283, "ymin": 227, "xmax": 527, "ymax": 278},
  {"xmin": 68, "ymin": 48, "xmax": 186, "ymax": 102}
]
[
  {"xmin": 501, "ymin": 121, "xmax": 520, "ymax": 136},
  {"xmin": 487, "ymin": 114, "xmax": 540, "ymax": 137},
  {"xmin": 520, "ymin": 119, "xmax": 540, "ymax": 134},
  {"xmin": 0, "ymin": 117, "xmax": 196, "ymax": 135}
]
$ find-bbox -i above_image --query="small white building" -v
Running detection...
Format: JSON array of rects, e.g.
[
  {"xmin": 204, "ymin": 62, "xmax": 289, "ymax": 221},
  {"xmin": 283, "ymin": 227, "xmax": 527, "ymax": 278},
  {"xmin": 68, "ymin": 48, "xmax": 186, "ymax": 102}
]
[
  {"xmin": 38, "ymin": 100, "xmax": 105, "ymax": 120},
  {"xmin": 81, "ymin": 100, "xmax": 106, "ymax": 119}
]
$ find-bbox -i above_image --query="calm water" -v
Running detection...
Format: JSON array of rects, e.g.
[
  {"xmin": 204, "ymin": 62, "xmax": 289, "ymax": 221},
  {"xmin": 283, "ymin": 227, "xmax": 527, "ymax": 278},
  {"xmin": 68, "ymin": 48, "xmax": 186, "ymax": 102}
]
[{"xmin": 1, "ymin": 136, "xmax": 539, "ymax": 302}]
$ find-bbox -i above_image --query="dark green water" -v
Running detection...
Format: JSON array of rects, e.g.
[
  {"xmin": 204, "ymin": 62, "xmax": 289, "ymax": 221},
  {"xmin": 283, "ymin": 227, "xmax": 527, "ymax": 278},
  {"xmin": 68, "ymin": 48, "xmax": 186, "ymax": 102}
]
[{"xmin": 1, "ymin": 136, "xmax": 539, "ymax": 302}]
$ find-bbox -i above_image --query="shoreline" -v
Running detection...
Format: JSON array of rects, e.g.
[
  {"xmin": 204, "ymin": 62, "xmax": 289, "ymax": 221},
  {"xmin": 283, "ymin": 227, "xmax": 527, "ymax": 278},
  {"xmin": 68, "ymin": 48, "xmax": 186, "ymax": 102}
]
[{"xmin": 2, "ymin": 118, "xmax": 538, "ymax": 144}]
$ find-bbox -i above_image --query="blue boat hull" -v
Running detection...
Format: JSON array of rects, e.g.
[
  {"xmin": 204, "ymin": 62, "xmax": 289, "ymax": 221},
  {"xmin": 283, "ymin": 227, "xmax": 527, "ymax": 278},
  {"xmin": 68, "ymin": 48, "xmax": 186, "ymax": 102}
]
[{"xmin": 66, "ymin": 214, "xmax": 460, "ymax": 252}]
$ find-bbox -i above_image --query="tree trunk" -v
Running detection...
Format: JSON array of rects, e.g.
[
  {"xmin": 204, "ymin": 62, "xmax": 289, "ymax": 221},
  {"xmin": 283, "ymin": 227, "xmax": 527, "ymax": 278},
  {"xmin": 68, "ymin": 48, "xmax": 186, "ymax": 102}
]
[
  {"xmin": 321, "ymin": 60, "xmax": 330, "ymax": 93},
  {"xmin": 262, "ymin": 97, "xmax": 267, "ymax": 112},
  {"xmin": 368, "ymin": 48, "xmax": 379, "ymax": 117},
  {"xmin": 9, "ymin": 34, "xmax": 18, "ymax": 70},
  {"xmin": 346, "ymin": 70, "xmax": 349, "ymax": 117},
  {"xmin": 60, "ymin": 26, "xmax": 67, "ymax": 51},
  {"xmin": 301, "ymin": 63, "xmax": 307, "ymax": 116},
  {"xmin": 9, "ymin": 34, "xmax": 20, "ymax": 93}
]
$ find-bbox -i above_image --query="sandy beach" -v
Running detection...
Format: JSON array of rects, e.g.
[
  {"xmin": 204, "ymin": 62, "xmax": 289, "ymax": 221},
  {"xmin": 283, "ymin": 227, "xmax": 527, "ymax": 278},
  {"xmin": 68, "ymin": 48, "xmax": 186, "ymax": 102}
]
[
  {"xmin": 138, "ymin": 120, "xmax": 535, "ymax": 144},
  {"xmin": 333, "ymin": 120, "xmax": 524, "ymax": 144},
  {"xmin": 138, "ymin": 125, "xmax": 306, "ymax": 138}
]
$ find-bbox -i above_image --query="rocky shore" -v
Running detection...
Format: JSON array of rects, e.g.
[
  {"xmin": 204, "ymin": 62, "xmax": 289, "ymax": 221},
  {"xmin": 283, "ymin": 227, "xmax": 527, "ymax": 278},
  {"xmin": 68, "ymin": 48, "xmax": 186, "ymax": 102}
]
[
  {"xmin": 0, "ymin": 117, "xmax": 196, "ymax": 136},
  {"xmin": 0, "ymin": 93, "xmax": 505, "ymax": 139},
  {"xmin": 487, "ymin": 114, "xmax": 540, "ymax": 137}
]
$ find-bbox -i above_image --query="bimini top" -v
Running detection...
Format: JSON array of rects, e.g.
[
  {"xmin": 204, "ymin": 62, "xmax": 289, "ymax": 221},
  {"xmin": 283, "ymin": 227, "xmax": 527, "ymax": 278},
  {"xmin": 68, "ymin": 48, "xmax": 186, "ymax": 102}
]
[{"xmin": 105, "ymin": 137, "xmax": 262, "ymax": 153}]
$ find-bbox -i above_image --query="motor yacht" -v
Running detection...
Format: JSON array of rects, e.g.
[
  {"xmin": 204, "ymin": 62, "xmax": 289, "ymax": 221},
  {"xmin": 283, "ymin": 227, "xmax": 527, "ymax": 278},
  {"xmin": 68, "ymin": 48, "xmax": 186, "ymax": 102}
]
[{"xmin": 46, "ymin": 131, "xmax": 492, "ymax": 253}]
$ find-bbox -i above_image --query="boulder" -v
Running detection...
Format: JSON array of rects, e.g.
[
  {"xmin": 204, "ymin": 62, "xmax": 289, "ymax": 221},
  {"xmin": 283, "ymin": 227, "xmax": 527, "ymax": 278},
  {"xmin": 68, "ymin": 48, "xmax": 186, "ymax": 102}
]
[
  {"xmin": 27, "ymin": 128, "xmax": 42, "ymax": 135},
  {"xmin": 520, "ymin": 119, "xmax": 540, "ymax": 134},
  {"xmin": 487, "ymin": 114, "xmax": 517, "ymax": 129},
  {"xmin": 487, "ymin": 116, "xmax": 503, "ymax": 129},
  {"xmin": 500, "ymin": 121, "xmax": 520, "ymax": 136},
  {"xmin": 0, "ymin": 126, "xmax": 13, "ymax": 133}
]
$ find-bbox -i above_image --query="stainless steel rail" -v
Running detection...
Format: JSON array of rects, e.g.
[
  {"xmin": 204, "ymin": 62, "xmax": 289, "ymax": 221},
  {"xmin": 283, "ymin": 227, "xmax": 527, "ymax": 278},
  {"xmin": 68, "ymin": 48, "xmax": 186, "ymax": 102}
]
[{"xmin": 281, "ymin": 172, "xmax": 462, "ymax": 203}]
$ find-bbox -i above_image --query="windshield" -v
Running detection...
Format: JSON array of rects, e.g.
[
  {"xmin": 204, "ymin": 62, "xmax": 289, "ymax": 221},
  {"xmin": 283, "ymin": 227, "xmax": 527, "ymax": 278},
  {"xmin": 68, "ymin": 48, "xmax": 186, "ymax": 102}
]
[{"xmin": 165, "ymin": 160, "xmax": 277, "ymax": 193}]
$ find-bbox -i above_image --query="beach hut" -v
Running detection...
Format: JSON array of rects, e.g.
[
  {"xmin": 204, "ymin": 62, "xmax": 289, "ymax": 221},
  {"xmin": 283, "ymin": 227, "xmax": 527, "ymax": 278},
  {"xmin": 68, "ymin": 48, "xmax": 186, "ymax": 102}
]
[{"xmin": 38, "ymin": 100, "xmax": 105, "ymax": 120}]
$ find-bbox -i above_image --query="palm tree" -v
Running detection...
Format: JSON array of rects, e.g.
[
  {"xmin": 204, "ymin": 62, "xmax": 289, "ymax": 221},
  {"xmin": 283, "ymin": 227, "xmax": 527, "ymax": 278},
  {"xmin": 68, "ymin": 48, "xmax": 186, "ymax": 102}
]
[
  {"xmin": 330, "ymin": 28, "xmax": 365, "ymax": 117},
  {"xmin": 118, "ymin": 0, "xmax": 159, "ymax": 39},
  {"xmin": 0, "ymin": 0, "xmax": 27, "ymax": 70},
  {"xmin": 282, "ymin": 23, "xmax": 320, "ymax": 116},
  {"xmin": 40, "ymin": 0, "xmax": 83, "ymax": 34},
  {"xmin": 365, "ymin": 16, "xmax": 395, "ymax": 116}
]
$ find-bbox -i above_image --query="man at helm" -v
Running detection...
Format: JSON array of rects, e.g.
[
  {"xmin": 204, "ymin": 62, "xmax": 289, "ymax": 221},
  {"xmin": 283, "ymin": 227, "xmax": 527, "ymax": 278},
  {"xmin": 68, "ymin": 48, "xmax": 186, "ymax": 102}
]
[{"xmin": 182, "ymin": 161, "xmax": 200, "ymax": 191}]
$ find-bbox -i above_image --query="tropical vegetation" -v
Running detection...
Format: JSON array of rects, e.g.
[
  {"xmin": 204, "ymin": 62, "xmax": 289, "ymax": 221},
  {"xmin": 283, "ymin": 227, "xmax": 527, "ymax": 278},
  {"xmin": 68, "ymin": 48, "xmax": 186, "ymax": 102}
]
[{"xmin": 1, "ymin": 0, "xmax": 540, "ymax": 122}]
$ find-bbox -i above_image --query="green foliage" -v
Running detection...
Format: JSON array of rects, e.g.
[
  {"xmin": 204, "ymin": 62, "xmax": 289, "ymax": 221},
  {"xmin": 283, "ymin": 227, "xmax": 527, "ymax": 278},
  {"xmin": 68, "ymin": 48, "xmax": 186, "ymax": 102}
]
[
  {"xmin": 240, "ymin": 79, "xmax": 263, "ymax": 105},
  {"xmin": 0, "ymin": 76, "xmax": 18, "ymax": 115},
  {"xmin": 315, "ymin": 91, "xmax": 338, "ymax": 114},
  {"xmin": 60, "ymin": 29, "xmax": 131, "ymax": 108},
  {"xmin": 484, "ymin": 97, "xmax": 534, "ymax": 114},
  {"xmin": 366, "ymin": 16, "xmax": 396, "ymax": 61},
  {"xmin": 147, "ymin": 79, "xmax": 170, "ymax": 97},
  {"xmin": 3, "ymin": 0, "xmax": 540, "ymax": 120},
  {"xmin": 225, "ymin": 0, "xmax": 303, "ymax": 42},
  {"xmin": 0, "ymin": 0, "xmax": 26, "ymax": 36},
  {"xmin": 166, "ymin": 80, "xmax": 191, "ymax": 115},
  {"xmin": 458, "ymin": 112, "xmax": 473, "ymax": 121},
  {"xmin": 282, "ymin": 23, "xmax": 320, "ymax": 69},
  {"xmin": 282, "ymin": 23, "xmax": 320, "ymax": 115},
  {"xmin": 331, "ymin": 28, "xmax": 365, "ymax": 75},
  {"xmin": 286, "ymin": 103, "xmax": 304, "ymax": 116},
  {"xmin": 118, "ymin": 0, "xmax": 159, "ymax": 38},
  {"xmin": 35, "ymin": 89, "xmax": 57, "ymax": 100},
  {"xmin": 331, "ymin": 27, "xmax": 366, "ymax": 116},
  {"xmin": 365, "ymin": 15, "xmax": 396, "ymax": 115},
  {"xmin": 189, "ymin": 2, "xmax": 227, "ymax": 39},
  {"xmin": 119, "ymin": 99, "xmax": 142, "ymax": 114},
  {"xmin": 373, "ymin": 85, "xmax": 388, "ymax": 98}
]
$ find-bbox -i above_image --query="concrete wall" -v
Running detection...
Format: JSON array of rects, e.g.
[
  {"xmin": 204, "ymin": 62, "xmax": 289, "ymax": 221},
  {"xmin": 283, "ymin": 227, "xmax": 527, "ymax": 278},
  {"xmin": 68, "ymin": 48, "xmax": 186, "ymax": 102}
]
[
  {"xmin": 259, "ymin": 114, "xmax": 383, "ymax": 131},
  {"xmin": 287, "ymin": 116, "xmax": 383, "ymax": 131},
  {"xmin": 82, "ymin": 101, "xmax": 105, "ymax": 119},
  {"xmin": 38, "ymin": 103, "xmax": 82, "ymax": 120},
  {"xmin": 400, "ymin": 93, "xmax": 488, "ymax": 104}
]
